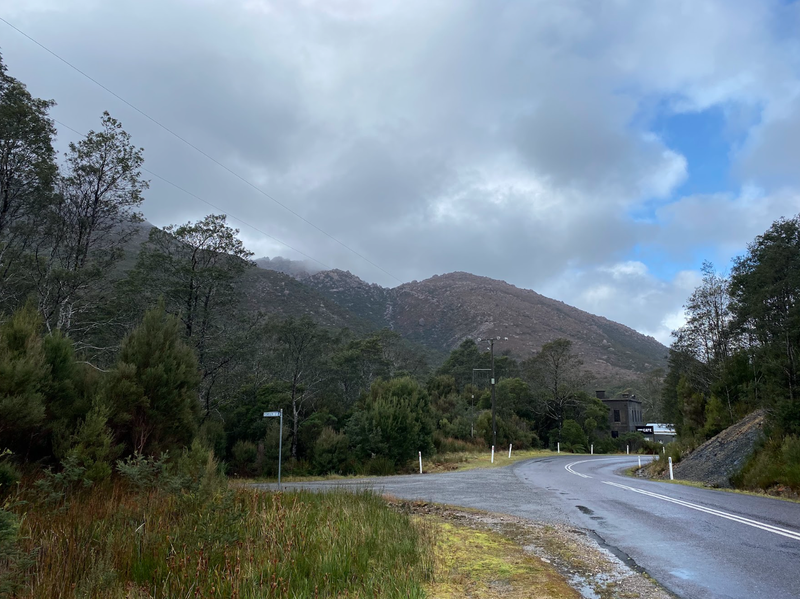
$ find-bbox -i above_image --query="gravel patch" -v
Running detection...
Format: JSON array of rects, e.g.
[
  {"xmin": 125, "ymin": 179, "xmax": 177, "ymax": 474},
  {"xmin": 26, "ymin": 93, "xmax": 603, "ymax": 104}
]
[{"xmin": 395, "ymin": 500, "xmax": 677, "ymax": 599}]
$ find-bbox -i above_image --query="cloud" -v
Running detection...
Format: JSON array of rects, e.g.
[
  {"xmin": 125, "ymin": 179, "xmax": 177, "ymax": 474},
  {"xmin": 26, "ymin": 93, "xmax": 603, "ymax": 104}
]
[{"xmin": 3, "ymin": 0, "xmax": 800, "ymax": 342}]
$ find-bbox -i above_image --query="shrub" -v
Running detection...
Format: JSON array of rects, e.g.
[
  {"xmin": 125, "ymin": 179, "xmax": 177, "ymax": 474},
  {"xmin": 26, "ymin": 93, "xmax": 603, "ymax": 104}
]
[
  {"xmin": 115, "ymin": 452, "xmax": 167, "ymax": 490},
  {"xmin": 561, "ymin": 419, "xmax": 587, "ymax": 453},
  {"xmin": 733, "ymin": 434, "xmax": 800, "ymax": 493},
  {"xmin": 433, "ymin": 431, "xmax": 485, "ymax": 453},
  {"xmin": 347, "ymin": 377, "xmax": 434, "ymax": 468},
  {"xmin": 0, "ymin": 462, "xmax": 20, "ymax": 495},
  {"xmin": 363, "ymin": 456, "xmax": 396, "ymax": 476},
  {"xmin": 313, "ymin": 427, "xmax": 350, "ymax": 474},
  {"xmin": 230, "ymin": 440, "xmax": 258, "ymax": 477}
]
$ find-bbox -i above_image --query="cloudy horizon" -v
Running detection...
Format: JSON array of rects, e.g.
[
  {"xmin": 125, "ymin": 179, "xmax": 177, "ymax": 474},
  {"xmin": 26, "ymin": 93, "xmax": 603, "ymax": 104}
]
[{"xmin": 2, "ymin": 0, "xmax": 799, "ymax": 345}]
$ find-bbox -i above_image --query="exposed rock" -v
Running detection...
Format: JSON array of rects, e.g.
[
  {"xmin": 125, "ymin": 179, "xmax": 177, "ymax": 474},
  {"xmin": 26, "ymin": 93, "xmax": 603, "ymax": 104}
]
[{"xmin": 671, "ymin": 410, "xmax": 766, "ymax": 488}]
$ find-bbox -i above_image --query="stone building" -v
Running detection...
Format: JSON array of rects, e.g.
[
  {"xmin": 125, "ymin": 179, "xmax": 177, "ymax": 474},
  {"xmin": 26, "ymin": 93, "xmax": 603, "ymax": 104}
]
[{"xmin": 595, "ymin": 390, "xmax": 644, "ymax": 438}]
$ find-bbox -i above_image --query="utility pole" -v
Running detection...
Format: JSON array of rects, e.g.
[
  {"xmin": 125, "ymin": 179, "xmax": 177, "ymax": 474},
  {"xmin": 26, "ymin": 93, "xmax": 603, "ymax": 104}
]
[{"xmin": 478, "ymin": 337, "xmax": 508, "ymax": 449}]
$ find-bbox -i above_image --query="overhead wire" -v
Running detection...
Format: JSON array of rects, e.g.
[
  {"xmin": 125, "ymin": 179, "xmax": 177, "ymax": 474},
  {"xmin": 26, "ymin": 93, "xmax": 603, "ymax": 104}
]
[
  {"xmin": 53, "ymin": 118, "xmax": 332, "ymax": 270},
  {"xmin": 1, "ymin": 16, "xmax": 401, "ymax": 283}
]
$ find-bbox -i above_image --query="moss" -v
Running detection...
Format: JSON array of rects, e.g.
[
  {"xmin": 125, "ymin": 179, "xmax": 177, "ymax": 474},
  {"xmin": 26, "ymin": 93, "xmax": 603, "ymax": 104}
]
[{"xmin": 424, "ymin": 519, "xmax": 580, "ymax": 599}]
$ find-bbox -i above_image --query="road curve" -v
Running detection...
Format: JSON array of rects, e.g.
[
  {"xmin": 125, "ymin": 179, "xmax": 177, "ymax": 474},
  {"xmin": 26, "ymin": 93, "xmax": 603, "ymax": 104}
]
[{"xmin": 255, "ymin": 455, "xmax": 800, "ymax": 599}]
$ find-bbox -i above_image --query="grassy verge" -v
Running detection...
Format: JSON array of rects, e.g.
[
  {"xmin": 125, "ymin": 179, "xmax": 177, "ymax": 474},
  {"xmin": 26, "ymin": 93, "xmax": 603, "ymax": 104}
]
[
  {"xmin": 6, "ymin": 483, "xmax": 434, "ymax": 598},
  {"xmin": 424, "ymin": 518, "xmax": 579, "ymax": 598},
  {"xmin": 425, "ymin": 448, "xmax": 554, "ymax": 473},
  {"xmin": 240, "ymin": 449, "xmax": 558, "ymax": 485},
  {"xmin": 627, "ymin": 466, "xmax": 800, "ymax": 503}
]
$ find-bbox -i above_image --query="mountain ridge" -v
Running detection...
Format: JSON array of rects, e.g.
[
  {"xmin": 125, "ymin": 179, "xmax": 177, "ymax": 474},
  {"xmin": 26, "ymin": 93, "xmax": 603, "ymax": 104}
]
[{"xmin": 256, "ymin": 261, "xmax": 668, "ymax": 379}]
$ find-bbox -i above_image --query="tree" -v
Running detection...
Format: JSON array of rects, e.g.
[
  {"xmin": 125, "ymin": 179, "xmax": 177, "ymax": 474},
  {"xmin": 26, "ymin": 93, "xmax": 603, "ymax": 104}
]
[
  {"xmin": 730, "ymin": 215, "xmax": 800, "ymax": 433},
  {"xmin": 436, "ymin": 339, "xmax": 486, "ymax": 391},
  {"xmin": 672, "ymin": 261, "xmax": 737, "ymax": 421},
  {"xmin": 33, "ymin": 111, "xmax": 147, "ymax": 335},
  {"xmin": 0, "ymin": 305, "xmax": 48, "ymax": 453},
  {"xmin": 0, "ymin": 54, "xmax": 57, "ymax": 307},
  {"xmin": 104, "ymin": 304, "xmax": 200, "ymax": 455},
  {"xmin": 347, "ymin": 377, "xmax": 434, "ymax": 467},
  {"xmin": 131, "ymin": 214, "xmax": 255, "ymax": 416},
  {"xmin": 267, "ymin": 316, "xmax": 334, "ymax": 460},
  {"xmin": 523, "ymin": 338, "xmax": 590, "ymax": 437}
]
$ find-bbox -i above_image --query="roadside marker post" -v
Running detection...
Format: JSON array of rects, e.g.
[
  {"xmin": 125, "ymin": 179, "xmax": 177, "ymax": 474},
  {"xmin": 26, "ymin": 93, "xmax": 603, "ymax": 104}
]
[
  {"xmin": 557, "ymin": 442, "xmax": 560, "ymax": 454},
  {"xmin": 590, "ymin": 444, "xmax": 593, "ymax": 455},
  {"xmin": 491, "ymin": 446, "xmax": 495, "ymax": 463},
  {"xmin": 668, "ymin": 456, "xmax": 674, "ymax": 480},
  {"xmin": 626, "ymin": 445, "xmax": 629, "ymax": 455},
  {"xmin": 638, "ymin": 456, "xmax": 641, "ymax": 468},
  {"xmin": 263, "ymin": 410, "xmax": 283, "ymax": 490},
  {"xmin": 419, "ymin": 451, "xmax": 422, "ymax": 474},
  {"xmin": 508, "ymin": 444, "xmax": 512, "ymax": 458}
]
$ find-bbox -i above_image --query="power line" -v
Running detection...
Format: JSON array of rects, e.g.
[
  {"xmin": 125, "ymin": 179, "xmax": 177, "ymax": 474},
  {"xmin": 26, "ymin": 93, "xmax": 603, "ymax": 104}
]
[
  {"xmin": 1, "ymin": 16, "xmax": 401, "ymax": 283},
  {"xmin": 53, "ymin": 118, "xmax": 332, "ymax": 270}
]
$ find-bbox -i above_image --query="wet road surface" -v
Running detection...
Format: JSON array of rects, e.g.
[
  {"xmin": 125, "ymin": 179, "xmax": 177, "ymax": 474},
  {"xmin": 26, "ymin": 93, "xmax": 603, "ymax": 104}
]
[{"xmin": 254, "ymin": 454, "xmax": 800, "ymax": 599}]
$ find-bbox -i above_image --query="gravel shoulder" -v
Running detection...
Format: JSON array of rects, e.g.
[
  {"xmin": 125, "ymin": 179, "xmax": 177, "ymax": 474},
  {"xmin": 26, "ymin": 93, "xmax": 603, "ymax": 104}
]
[{"xmin": 400, "ymin": 500, "xmax": 676, "ymax": 599}]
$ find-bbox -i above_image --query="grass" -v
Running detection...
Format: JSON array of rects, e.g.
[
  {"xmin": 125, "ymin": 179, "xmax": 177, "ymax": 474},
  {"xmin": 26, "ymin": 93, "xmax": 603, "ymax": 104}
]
[
  {"xmin": 241, "ymin": 449, "xmax": 559, "ymax": 484},
  {"xmin": 7, "ymin": 482, "xmax": 434, "ymax": 598},
  {"xmin": 425, "ymin": 448, "xmax": 554, "ymax": 473},
  {"xmin": 424, "ymin": 519, "xmax": 579, "ymax": 599},
  {"xmin": 626, "ymin": 466, "xmax": 800, "ymax": 503}
]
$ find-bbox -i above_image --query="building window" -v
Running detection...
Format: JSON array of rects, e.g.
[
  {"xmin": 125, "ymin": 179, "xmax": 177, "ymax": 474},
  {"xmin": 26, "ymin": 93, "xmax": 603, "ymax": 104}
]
[
  {"xmin": 611, "ymin": 431, "xmax": 619, "ymax": 438},
  {"xmin": 613, "ymin": 409, "xmax": 620, "ymax": 422}
]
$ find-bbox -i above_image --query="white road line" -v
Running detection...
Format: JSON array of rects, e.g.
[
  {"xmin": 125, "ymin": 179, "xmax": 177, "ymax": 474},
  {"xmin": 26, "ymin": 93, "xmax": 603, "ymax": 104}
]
[
  {"xmin": 602, "ymin": 480, "xmax": 800, "ymax": 541},
  {"xmin": 564, "ymin": 457, "xmax": 634, "ymax": 479}
]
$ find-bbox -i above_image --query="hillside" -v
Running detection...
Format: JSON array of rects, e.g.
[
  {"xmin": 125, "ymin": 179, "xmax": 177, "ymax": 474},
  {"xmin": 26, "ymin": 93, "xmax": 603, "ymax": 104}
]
[
  {"xmin": 284, "ymin": 269, "xmax": 667, "ymax": 378},
  {"xmin": 671, "ymin": 410, "xmax": 766, "ymax": 488}
]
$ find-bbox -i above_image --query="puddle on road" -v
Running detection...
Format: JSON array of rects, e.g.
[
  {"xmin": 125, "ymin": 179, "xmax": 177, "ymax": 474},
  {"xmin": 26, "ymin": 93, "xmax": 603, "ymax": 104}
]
[{"xmin": 576, "ymin": 505, "xmax": 595, "ymax": 515}]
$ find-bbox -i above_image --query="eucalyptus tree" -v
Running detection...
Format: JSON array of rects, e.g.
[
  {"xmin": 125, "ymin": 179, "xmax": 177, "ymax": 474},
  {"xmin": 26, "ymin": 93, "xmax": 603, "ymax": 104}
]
[
  {"xmin": 0, "ymin": 54, "xmax": 57, "ymax": 308},
  {"xmin": 523, "ymin": 338, "xmax": 590, "ymax": 437},
  {"xmin": 131, "ymin": 214, "xmax": 255, "ymax": 417},
  {"xmin": 33, "ymin": 111, "xmax": 147, "ymax": 337},
  {"xmin": 730, "ymin": 215, "xmax": 800, "ymax": 433}
]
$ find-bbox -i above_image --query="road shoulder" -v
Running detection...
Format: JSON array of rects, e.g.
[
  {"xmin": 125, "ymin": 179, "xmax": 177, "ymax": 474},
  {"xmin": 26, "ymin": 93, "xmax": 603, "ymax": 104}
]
[{"xmin": 393, "ymin": 499, "xmax": 677, "ymax": 599}]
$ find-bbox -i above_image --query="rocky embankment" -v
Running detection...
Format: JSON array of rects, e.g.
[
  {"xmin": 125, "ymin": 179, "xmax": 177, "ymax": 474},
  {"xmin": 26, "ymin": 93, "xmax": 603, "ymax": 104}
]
[{"xmin": 670, "ymin": 409, "xmax": 766, "ymax": 488}]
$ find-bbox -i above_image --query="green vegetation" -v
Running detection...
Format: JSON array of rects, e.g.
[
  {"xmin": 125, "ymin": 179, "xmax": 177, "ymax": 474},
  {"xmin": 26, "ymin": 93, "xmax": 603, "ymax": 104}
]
[
  {"xmin": 4, "ymin": 478, "xmax": 433, "ymax": 598},
  {"xmin": 654, "ymin": 216, "xmax": 800, "ymax": 494}
]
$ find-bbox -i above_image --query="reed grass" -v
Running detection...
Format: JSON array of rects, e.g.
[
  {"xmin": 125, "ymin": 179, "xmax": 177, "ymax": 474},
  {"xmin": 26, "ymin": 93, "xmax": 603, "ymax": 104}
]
[{"xmin": 10, "ymin": 483, "xmax": 433, "ymax": 598}]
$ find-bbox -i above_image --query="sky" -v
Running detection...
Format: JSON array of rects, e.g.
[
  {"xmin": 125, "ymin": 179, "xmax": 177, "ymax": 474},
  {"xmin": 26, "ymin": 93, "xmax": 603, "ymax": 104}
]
[{"xmin": 2, "ymin": 0, "xmax": 800, "ymax": 346}]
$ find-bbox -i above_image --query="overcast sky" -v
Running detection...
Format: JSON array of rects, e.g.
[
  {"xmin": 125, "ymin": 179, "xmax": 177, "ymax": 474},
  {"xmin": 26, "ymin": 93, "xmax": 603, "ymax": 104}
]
[{"xmin": 3, "ymin": 0, "xmax": 800, "ymax": 345}]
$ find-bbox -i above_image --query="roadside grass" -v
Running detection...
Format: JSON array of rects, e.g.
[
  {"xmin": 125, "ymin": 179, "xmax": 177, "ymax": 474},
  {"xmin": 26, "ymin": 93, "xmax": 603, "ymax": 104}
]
[
  {"xmin": 8, "ymin": 482, "xmax": 434, "ymax": 598},
  {"xmin": 625, "ymin": 466, "xmax": 800, "ymax": 504},
  {"xmin": 241, "ymin": 449, "xmax": 559, "ymax": 485},
  {"xmin": 426, "ymin": 448, "xmax": 554, "ymax": 472},
  {"xmin": 424, "ymin": 519, "xmax": 580, "ymax": 599}
]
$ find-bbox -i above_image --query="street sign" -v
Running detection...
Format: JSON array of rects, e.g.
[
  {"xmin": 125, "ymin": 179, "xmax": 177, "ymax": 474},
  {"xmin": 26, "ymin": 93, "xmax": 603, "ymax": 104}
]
[{"xmin": 263, "ymin": 409, "xmax": 284, "ymax": 489}]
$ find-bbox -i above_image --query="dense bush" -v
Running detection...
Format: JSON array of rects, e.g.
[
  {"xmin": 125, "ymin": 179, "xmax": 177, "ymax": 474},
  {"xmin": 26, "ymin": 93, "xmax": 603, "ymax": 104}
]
[{"xmin": 733, "ymin": 435, "xmax": 800, "ymax": 493}]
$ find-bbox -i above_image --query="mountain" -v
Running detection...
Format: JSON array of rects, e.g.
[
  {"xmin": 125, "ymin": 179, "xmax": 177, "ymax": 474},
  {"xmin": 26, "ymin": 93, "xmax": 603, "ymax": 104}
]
[{"xmin": 292, "ymin": 269, "xmax": 667, "ymax": 379}]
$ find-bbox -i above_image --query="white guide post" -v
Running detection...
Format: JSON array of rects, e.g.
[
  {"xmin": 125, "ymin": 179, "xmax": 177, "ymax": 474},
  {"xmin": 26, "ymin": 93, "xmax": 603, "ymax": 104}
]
[
  {"xmin": 557, "ymin": 442, "xmax": 560, "ymax": 454},
  {"xmin": 626, "ymin": 445, "xmax": 630, "ymax": 455},
  {"xmin": 419, "ymin": 451, "xmax": 422, "ymax": 474},
  {"xmin": 590, "ymin": 444, "xmax": 593, "ymax": 455},
  {"xmin": 508, "ymin": 444, "xmax": 512, "ymax": 458},
  {"xmin": 638, "ymin": 456, "xmax": 642, "ymax": 468},
  {"xmin": 491, "ymin": 446, "xmax": 495, "ymax": 463},
  {"xmin": 668, "ymin": 456, "xmax": 674, "ymax": 480}
]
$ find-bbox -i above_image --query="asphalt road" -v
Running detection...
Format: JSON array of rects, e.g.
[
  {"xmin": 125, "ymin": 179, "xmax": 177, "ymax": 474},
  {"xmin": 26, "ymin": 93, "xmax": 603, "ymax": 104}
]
[{"xmin": 256, "ymin": 455, "xmax": 800, "ymax": 599}]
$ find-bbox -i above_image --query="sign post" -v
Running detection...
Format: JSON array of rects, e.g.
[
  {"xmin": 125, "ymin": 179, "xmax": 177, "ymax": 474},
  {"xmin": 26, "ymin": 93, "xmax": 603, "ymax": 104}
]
[{"xmin": 263, "ymin": 410, "xmax": 283, "ymax": 490}]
